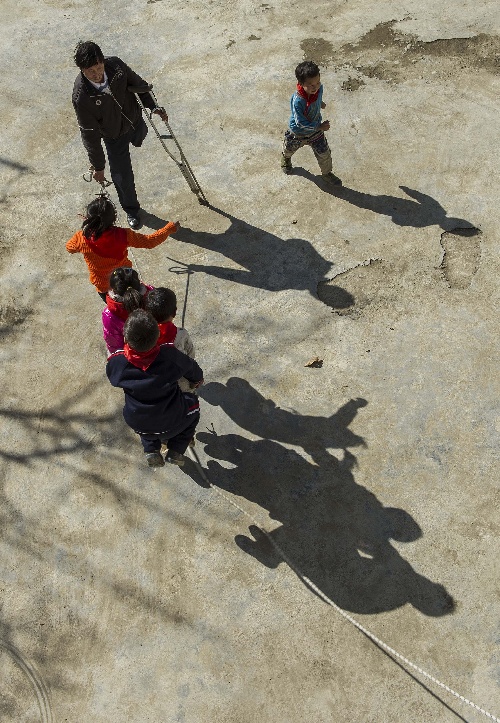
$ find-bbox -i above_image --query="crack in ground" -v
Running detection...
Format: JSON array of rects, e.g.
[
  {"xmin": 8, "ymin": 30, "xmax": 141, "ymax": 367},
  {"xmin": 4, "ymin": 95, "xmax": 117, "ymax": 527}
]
[{"xmin": 317, "ymin": 227, "xmax": 482, "ymax": 313}]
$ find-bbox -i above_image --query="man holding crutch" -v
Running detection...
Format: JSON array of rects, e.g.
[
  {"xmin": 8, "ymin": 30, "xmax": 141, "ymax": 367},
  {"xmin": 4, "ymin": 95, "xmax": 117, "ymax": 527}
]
[{"xmin": 72, "ymin": 41, "xmax": 168, "ymax": 229}]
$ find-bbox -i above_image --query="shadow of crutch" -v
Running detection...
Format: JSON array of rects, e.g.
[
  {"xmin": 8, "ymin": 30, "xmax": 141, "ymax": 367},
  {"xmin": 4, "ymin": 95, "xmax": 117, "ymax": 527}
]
[{"xmin": 165, "ymin": 256, "xmax": 194, "ymax": 329}]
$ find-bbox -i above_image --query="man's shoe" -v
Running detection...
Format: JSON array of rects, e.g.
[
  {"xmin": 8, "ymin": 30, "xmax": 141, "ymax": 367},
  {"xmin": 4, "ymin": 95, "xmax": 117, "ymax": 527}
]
[
  {"xmin": 146, "ymin": 452, "xmax": 165, "ymax": 467},
  {"xmin": 322, "ymin": 172, "xmax": 342, "ymax": 186},
  {"xmin": 281, "ymin": 155, "xmax": 293, "ymax": 175},
  {"xmin": 127, "ymin": 213, "xmax": 141, "ymax": 230},
  {"xmin": 165, "ymin": 450, "xmax": 185, "ymax": 467}
]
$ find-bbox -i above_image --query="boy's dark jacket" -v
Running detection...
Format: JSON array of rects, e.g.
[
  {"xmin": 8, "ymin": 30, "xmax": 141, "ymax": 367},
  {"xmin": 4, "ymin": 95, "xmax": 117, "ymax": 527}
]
[
  {"xmin": 72, "ymin": 56, "xmax": 156, "ymax": 171},
  {"xmin": 106, "ymin": 345, "xmax": 203, "ymax": 434}
]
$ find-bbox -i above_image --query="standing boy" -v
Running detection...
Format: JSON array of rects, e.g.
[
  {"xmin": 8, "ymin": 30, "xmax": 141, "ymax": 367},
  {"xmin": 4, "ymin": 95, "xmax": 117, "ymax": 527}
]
[
  {"xmin": 144, "ymin": 287, "xmax": 196, "ymax": 393},
  {"xmin": 281, "ymin": 61, "xmax": 342, "ymax": 185},
  {"xmin": 106, "ymin": 309, "xmax": 203, "ymax": 467},
  {"xmin": 72, "ymin": 40, "xmax": 168, "ymax": 229}
]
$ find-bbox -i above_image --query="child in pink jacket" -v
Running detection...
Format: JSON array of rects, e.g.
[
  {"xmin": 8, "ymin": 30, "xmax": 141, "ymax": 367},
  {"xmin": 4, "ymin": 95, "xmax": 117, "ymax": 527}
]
[{"xmin": 102, "ymin": 267, "xmax": 153, "ymax": 355}]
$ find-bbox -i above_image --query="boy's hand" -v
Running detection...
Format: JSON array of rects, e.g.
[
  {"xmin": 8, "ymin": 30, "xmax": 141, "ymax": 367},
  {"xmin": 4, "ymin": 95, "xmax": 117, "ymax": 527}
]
[
  {"xmin": 172, "ymin": 220, "xmax": 181, "ymax": 232},
  {"xmin": 320, "ymin": 120, "xmax": 330, "ymax": 131},
  {"xmin": 321, "ymin": 101, "xmax": 326, "ymax": 109}
]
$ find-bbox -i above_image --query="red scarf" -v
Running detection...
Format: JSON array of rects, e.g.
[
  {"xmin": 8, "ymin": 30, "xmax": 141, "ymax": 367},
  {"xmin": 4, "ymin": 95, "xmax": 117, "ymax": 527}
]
[
  {"xmin": 124, "ymin": 343, "xmax": 161, "ymax": 371},
  {"xmin": 158, "ymin": 321, "xmax": 178, "ymax": 345},
  {"xmin": 105, "ymin": 285, "xmax": 149, "ymax": 321},
  {"xmin": 296, "ymin": 83, "xmax": 320, "ymax": 110},
  {"xmin": 86, "ymin": 227, "xmax": 128, "ymax": 259},
  {"xmin": 105, "ymin": 294, "xmax": 129, "ymax": 320}
]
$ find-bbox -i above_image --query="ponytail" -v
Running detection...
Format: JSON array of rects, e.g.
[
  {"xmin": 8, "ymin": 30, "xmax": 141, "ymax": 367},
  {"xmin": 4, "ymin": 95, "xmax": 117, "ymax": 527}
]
[
  {"xmin": 122, "ymin": 286, "xmax": 142, "ymax": 313},
  {"xmin": 82, "ymin": 196, "xmax": 117, "ymax": 240},
  {"xmin": 109, "ymin": 267, "xmax": 143, "ymax": 312}
]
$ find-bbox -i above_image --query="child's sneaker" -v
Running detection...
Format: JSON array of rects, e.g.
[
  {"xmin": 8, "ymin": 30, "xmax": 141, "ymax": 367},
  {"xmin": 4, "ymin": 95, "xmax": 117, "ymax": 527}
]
[
  {"xmin": 146, "ymin": 452, "xmax": 165, "ymax": 467},
  {"xmin": 281, "ymin": 155, "xmax": 293, "ymax": 175},
  {"xmin": 165, "ymin": 450, "xmax": 185, "ymax": 467},
  {"xmin": 322, "ymin": 172, "xmax": 342, "ymax": 186}
]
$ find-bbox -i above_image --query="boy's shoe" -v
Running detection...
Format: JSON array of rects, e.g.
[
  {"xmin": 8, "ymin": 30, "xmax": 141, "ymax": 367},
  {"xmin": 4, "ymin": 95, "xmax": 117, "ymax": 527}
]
[
  {"xmin": 281, "ymin": 155, "xmax": 293, "ymax": 175},
  {"xmin": 322, "ymin": 172, "xmax": 342, "ymax": 186},
  {"xmin": 165, "ymin": 450, "xmax": 185, "ymax": 467},
  {"xmin": 146, "ymin": 452, "xmax": 165, "ymax": 467}
]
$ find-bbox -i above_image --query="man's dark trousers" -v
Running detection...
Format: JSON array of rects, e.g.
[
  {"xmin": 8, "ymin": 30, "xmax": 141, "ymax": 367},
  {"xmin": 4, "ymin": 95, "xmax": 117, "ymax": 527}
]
[{"xmin": 104, "ymin": 118, "xmax": 148, "ymax": 216}]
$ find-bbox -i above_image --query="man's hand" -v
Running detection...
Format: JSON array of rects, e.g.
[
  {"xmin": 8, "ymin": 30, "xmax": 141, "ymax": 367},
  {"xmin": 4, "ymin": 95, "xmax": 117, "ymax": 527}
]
[
  {"xmin": 320, "ymin": 120, "xmax": 330, "ymax": 131},
  {"xmin": 93, "ymin": 169, "xmax": 106, "ymax": 184},
  {"xmin": 153, "ymin": 107, "xmax": 168, "ymax": 123},
  {"xmin": 321, "ymin": 101, "xmax": 326, "ymax": 109}
]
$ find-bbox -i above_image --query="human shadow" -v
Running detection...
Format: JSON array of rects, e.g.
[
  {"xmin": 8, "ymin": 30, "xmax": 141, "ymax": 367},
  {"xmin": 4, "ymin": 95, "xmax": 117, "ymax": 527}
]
[
  {"xmin": 294, "ymin": 168, "xmax": 476, "ymax": 232},
  {"xmin": 173, "ymin": 206, "xmax": 335, "ymax": 297},
  {"xmin": 140, "ymin": 209, "xmax": 168, "ymax": 230},
  {"xmin": 0, "ymin": 156, "xmax": 32, "ymax": 206},
  {"xmin": 193, "ymin": 379, "xmax": 454, "ymax": 615},
  {"xmin": 193, "ymin": 432, "xmax": 454, "ymax": 616},
  {"xmin": 200, "ymin": 377, "xmax": 367, "ymax": 465}
]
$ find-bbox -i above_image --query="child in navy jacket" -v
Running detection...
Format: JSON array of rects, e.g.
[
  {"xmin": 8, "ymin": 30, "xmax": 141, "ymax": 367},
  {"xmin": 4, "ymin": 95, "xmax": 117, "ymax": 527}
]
[
  {"xmin": 106, "ymin": 309, "xmax": 203, "ymax": 467},
  {"xmin": 281, "ymin": 61, "xmax": 341, "ymax": 186}
]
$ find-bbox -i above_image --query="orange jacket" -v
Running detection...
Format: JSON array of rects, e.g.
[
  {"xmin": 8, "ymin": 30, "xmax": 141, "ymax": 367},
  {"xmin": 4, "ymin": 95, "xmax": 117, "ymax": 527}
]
[{"xmin": 66, "ymin": 223, "xmax": 177, "ymax": 292}]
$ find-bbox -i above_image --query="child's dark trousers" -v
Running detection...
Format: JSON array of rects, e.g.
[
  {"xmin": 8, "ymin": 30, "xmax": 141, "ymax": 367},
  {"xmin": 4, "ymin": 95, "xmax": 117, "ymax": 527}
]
[
  {"xmin": 137, "ymin": 393, "xmax": 200, "ymax": 455},
  {"xmin": 282, "ymin": 129, "xmax": 332, "ymax": 174}
]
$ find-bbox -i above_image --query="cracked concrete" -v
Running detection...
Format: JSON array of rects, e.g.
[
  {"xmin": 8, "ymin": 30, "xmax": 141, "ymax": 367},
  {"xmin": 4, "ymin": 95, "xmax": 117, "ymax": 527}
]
[{"xmin": 0, "ymin": 0, "xmax": 499, "ymax": 721}]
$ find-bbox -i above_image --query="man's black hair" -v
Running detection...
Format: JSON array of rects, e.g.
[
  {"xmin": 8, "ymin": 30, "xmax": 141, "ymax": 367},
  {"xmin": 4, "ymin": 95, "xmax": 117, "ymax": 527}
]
[
  {"xmin": 123, "ymin": 310, "xmax": 159, "ymax": 353},
  {"xmin": 74, "ymin": 41, "xmax": 105, "ymax": 69},
  {"xmin": 295, "ymin": 61, "xmax": 320, "ymax": 85},
  {"xmin": 144, "ymin": 287, "xmax": 177, "ymax": 323}
]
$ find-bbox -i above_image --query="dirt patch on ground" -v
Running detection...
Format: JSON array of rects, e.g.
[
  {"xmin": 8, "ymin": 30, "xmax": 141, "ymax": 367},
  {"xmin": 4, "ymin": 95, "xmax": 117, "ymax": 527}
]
[
  {"xmin": 341, "ymin": 76, "xmax": 366, "ymax": 91},
  {"xmin": 300, "ymin": 38, "xmax": 335, "ymax": 66},
  {"xmin": 439, "ymin": 227, "xmax": 482, "ymax": 289},
  {"xmin": 317, "ymin": 259, "xmax": 407, "ymax": 316},
  {"xmin": 315, "ymin": 245, "xmax": 480, "ymax": 315},
  {"xmin": 302, "ymin": 22, "xmax": 500, "ymax": 83}
]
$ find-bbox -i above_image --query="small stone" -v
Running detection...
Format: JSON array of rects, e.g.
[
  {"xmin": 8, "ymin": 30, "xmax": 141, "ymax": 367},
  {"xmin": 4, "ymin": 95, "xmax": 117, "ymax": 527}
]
[{"xmin": 305, "ymin": 356, "xmax": 323, "ymax": 368}]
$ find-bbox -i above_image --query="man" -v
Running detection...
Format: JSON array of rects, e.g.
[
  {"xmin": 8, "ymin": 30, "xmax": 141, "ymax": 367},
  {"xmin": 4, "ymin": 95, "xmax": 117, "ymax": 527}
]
[{"xmin": 72, "ymin": 41, "xmax": 168, "ymax": 229}]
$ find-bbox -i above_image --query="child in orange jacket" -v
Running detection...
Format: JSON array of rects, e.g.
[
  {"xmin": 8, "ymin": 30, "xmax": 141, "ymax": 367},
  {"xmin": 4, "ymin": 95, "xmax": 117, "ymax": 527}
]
[{"xmin": 66, "ymin": 196, "xmax": 179, "ymax": 300}]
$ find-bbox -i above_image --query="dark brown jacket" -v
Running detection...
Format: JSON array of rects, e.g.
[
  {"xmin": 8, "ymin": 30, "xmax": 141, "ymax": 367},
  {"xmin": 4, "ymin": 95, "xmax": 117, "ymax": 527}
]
[{"xmin": 72, "ymin": 56, "xmax": 156, "ymax": 171}]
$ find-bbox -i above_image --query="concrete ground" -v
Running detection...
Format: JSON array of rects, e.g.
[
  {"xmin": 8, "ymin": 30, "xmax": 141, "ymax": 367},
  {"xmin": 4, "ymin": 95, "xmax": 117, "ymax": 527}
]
[{"xmin": 0, "ymin": 0, "xmax": 499, "ymax": 721}]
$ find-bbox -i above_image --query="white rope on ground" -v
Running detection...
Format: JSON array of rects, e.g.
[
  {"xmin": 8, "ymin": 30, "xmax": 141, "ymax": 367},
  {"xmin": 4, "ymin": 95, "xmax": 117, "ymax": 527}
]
[
  {"xmin": 187, "ymin": 447, "xmax": 499, "ymax": 722},
  {"xmin": 128, "ymin": 248, "xmax": 141, "ymax": 279},
  {"xmin": 0, "ymin": 640, "xmax": 53, "ymax": 723}
]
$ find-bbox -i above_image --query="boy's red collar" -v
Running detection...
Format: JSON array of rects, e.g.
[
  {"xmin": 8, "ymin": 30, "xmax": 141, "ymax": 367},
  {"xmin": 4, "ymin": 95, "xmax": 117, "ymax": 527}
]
[
  {"xmin": 296, "ymin": 83, "xmax": 320, "ymax": 108},
  {"xmin": 124, "ymin": 343, "xmax": 161, "ymax": 371}
]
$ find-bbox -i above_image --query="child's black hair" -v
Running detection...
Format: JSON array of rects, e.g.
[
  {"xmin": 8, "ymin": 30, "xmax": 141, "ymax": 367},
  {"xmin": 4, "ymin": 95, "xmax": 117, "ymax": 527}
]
[
  {"xmin": 123, "ymin": 310, "xmax": 159, "ymax": 352},
  {"xmin": 74, "ymin": 41, "xmax": 105, "ymax": 69},
  {"xmin": 109, "ymin": 267, "xmax": 143, "ymax": 313},
  {"xmin": 144, "ymin": 287, "xmax": 177, "ymax": 323},
  {"xmin": 295, "ymin": 61, "xmax": 320, "ymax": 85},
  {"xmin": 82, "ymin": 196, "xmax": 117, "ymax": 241}
]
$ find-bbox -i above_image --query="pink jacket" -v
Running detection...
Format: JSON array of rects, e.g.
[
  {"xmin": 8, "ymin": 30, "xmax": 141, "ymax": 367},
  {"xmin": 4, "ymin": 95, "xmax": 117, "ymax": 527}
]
[{"xmin": 102, "ymin": 284, "xmax": 154, "ymax": 355}]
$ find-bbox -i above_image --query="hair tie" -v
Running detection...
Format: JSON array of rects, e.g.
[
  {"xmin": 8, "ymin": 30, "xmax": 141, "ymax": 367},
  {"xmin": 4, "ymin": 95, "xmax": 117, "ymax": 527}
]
[{"xmin": 126, "ymin": 286, "xmax": 133, "ymax": 291}]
